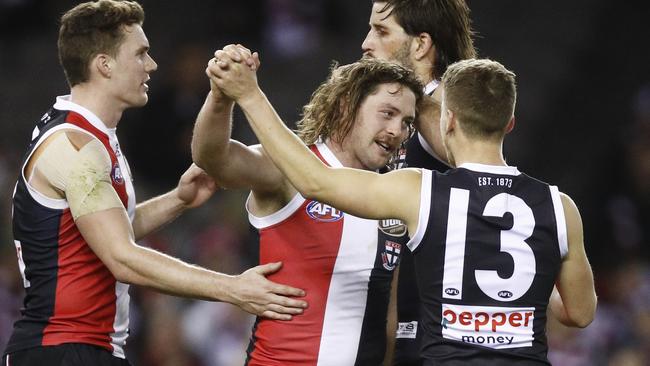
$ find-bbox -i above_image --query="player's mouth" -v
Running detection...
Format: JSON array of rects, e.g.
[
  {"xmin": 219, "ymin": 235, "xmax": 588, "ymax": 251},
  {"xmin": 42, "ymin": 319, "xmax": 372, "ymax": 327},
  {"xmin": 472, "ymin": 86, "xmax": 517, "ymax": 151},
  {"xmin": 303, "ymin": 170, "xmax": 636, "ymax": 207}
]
[{"xmin": 375, "ymin": 140, "xmax": 396, "ymax": 154}]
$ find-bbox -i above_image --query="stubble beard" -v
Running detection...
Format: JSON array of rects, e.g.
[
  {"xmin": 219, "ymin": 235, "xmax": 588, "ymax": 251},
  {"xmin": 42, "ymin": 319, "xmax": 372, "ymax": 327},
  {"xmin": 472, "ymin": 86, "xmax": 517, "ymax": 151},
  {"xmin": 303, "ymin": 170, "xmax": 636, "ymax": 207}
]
[{"xmin": 390, "ymin": 41, "xmax": 415, "ymax": 72}]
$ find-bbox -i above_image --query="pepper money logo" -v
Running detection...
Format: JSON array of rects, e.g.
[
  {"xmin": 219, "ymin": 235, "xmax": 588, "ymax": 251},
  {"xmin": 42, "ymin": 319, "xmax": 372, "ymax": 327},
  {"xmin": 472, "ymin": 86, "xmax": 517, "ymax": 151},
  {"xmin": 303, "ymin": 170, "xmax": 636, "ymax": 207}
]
[{"xmin": 441, "ymin": 303, "xmax": 535, "ymax": 349}]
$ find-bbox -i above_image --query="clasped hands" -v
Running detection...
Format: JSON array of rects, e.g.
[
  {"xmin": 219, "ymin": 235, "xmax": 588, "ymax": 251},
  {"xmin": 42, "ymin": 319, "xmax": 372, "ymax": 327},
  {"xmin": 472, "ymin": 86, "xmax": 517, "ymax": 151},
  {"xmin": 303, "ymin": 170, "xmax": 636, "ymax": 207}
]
[{"xmin": 206, "ymin": 44, "xmax": 261, "ymax": 104}]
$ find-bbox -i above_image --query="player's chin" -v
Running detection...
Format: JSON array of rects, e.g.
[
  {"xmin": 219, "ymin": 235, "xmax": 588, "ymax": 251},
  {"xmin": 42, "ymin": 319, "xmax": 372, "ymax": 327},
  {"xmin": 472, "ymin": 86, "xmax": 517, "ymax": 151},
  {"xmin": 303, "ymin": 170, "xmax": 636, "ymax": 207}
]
[
  {"xmin": 133, "ymin": 94, "xmax": 149, "ymax": 107},
  {"xmin": 368, "ymin": 155, "xmax": 392, "ymax": 171}
]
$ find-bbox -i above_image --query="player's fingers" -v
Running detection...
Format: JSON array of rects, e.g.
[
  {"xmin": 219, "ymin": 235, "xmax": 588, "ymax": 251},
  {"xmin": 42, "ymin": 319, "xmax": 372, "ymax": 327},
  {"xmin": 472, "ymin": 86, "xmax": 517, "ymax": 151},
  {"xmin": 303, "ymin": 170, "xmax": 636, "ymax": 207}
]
[
  {"xmin": 265, "ymin": 302, "xmax": 304, "ymax": 315},
  {"xmin": 207, "ymin": 58, "xmax": 227, "ymax": 74},
  {"xmin": 255, "ymin": 261, "xmax": 283, "ymax": 275},
  {"xmin": 223, "ymin": 44, "xmax": 247, "ymax": 62},
  {"xmin": 270, "ymin": 283, "xmax": 306, "ymax": 299},
  {"xmin": 268, "ymin": 295, "xmax": 307, "ymax": 310},
  {"xmin": 215, "ymin": 50, "xmax": 238, "ymax": 64},
  {"xmin": 245, "ymin": 52, "xmax": 261, "ymax": 71},
  {"xmin": 259, "ymin": 310, "xmax": 292, "ymax": 321}
]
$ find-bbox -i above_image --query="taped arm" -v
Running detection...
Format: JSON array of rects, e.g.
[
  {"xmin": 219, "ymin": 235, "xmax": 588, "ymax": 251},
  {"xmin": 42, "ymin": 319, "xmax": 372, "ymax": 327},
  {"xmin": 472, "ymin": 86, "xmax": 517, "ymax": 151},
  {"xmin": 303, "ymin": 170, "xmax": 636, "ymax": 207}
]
[{"xmin": 33, "ymin": 131, "xmax": 123, "ymax": 219}]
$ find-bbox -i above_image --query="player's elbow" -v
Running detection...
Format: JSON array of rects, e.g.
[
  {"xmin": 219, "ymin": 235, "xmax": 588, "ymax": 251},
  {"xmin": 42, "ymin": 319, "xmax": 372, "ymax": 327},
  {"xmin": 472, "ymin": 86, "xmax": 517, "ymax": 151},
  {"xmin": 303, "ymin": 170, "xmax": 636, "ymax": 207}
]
[
  {"xmin": 294, "ymin": 174, "xmax": 328, "ymax": 201},
  {"xmin": 567, "ymin": 313, "xmax": 594, "ymax": 328},
  {"xmin": 567, "ymin": 297, "xmax": 597, "ymax": 328},
  {"xmin": 191, "ymin": 145, "xmax": 212, "ymax": 172},
  {"xmin": 103, "ymin": 246, "xmax": 140, "ymax": 284}
]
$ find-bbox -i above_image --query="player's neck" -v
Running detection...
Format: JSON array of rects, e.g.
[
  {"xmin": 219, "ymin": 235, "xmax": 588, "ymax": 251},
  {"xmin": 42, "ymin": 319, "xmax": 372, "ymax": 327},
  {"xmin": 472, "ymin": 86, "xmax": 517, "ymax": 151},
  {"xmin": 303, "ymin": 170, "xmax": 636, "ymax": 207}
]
[
  {"xmin": 324, "ymin": 139, "xmax": 369, "ymax": 170},
  {"xmin": 413, "ymin": 59, "xmax": 435, "ymax": 88},
  {"xmin": 70, "ymin": 84, "xmax": 124, "ymax": 129},
  {"xmin": 451, "ymin": 140, "xmax": 507, "ymax": 167}
]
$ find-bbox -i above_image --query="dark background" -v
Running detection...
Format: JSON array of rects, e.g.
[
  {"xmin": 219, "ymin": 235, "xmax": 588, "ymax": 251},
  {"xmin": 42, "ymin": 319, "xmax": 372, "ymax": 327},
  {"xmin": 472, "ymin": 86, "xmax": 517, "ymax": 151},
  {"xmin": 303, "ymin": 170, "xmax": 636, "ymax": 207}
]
[{"xmin": 1, "ymin": 1, "xmax": 649, "ymax": 365}]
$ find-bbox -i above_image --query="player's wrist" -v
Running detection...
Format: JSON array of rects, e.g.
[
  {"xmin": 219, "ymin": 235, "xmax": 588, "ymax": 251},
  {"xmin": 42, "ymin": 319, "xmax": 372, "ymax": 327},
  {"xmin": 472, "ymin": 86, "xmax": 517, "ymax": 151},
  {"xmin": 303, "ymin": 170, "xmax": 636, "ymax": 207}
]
[
  {"xmin": 237, "ymin": 88, "xmax": 266, "ymax": 111},
  {"xmin": 208, "ymin": 90, "xmax": 235, "ymax": 108}
]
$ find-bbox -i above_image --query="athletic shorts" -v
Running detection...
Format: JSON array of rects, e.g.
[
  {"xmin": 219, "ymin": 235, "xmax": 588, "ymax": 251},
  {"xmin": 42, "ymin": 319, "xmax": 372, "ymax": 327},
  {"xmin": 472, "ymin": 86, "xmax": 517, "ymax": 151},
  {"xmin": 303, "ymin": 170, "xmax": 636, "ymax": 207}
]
[{"xmin": 2, "ymin": 344, "xmax": 131, "ymax": 366}]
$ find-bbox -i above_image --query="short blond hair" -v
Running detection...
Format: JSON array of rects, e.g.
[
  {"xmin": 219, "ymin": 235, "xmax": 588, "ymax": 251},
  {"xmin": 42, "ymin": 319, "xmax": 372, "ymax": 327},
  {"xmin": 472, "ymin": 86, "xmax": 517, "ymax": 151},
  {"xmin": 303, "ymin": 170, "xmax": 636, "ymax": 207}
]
[{"xmin": 442, "ymin": 58, "xmax": 516, "ymax": 138}]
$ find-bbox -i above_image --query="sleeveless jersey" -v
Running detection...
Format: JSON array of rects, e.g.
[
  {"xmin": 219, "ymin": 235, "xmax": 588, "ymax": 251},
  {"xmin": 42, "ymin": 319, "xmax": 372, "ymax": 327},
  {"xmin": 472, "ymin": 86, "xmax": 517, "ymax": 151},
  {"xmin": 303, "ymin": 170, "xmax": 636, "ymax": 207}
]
[
  {"xmin": 245, "ymin": 143, "xmax": 408, "ymax": 366},
  {"xmin": 6, "ymin": 96, "xmax": 136, "ymax": 359},
  {"xmin": 408, "ymin": 164, "xmax": 567, "ymax": 365}
]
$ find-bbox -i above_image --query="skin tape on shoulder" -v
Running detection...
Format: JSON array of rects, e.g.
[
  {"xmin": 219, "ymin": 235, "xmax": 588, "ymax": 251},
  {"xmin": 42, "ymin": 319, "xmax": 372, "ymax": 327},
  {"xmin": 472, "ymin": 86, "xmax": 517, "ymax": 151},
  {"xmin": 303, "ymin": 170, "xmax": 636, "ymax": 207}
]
[{"xmin": 34, "ymin": 132, "xmax": 124, "ymax": 220}]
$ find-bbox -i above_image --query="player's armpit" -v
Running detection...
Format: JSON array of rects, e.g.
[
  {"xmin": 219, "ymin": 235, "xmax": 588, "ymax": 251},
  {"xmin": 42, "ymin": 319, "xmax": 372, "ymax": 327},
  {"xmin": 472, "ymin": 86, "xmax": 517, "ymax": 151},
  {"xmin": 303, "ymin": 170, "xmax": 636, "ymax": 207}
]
[{"xmin": 34, "ymin": 132, "xmax": 123, "ymax": 220}]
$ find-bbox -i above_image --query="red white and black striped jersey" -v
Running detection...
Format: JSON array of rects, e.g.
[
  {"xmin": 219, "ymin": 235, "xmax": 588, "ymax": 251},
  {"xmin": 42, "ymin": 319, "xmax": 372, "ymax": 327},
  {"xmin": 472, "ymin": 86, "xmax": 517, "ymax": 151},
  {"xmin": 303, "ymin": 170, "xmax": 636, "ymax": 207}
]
[
  {"xmin": 6, "ymin": 96, "xmax": 135, "ymax": 359},
  {"xmin": 245, "ymin": 143, "xmax": 408, "ymax": 366}
]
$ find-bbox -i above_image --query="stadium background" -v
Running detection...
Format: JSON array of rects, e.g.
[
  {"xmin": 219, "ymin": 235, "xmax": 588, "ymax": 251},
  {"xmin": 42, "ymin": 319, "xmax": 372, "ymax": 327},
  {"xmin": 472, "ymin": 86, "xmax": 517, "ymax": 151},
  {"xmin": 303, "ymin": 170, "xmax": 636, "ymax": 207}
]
[{"xmin": 0, "ymin": 1, "xmax": 648, "ymax": 364}]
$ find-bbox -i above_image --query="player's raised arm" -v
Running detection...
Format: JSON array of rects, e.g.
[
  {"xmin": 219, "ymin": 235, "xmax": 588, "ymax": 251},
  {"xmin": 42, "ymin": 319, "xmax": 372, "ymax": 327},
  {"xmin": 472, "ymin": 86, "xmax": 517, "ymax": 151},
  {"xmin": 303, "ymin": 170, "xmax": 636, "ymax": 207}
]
[{"xmin": 191, "ymin": 45, "xmax": 288, "ymax": 197}]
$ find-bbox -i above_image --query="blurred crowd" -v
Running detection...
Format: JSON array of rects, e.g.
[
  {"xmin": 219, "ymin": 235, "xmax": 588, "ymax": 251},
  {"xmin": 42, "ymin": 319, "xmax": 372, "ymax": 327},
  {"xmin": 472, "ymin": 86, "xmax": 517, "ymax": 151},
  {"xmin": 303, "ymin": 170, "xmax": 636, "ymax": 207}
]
[{"xmin": 1, "ymin": 0, "xmax": 648, "ymax": 365}]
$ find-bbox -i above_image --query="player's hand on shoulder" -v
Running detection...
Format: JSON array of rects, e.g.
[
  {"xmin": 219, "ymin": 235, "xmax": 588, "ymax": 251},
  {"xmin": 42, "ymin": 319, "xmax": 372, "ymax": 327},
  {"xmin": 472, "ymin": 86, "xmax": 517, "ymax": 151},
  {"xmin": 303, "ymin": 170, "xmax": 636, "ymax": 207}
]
[{"xmin": 230, "ymin": 261, "xmax": 307, "ymax": 320}]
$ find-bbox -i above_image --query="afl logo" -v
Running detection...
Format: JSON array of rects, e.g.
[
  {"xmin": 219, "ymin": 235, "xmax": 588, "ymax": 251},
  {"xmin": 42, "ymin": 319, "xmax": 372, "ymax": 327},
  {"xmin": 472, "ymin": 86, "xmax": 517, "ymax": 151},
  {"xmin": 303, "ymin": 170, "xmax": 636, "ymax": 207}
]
[
  {"xmin": 498, "ymin": 290, "xmax": 513, "ymax": 299},
  {"xmin": 378, "ymin": 219, "xmax": 407, "ymax": 237},
  {"xmin": 111, "ymin": 163, "xmax": 124, "ymax": 184},
  {"xmin": 306, "ymin": 201, "xmax": 343, "ymax": 222},
  {"xmin": 445, "ymin": 288, "xmax": 460, "ymax": 296}
]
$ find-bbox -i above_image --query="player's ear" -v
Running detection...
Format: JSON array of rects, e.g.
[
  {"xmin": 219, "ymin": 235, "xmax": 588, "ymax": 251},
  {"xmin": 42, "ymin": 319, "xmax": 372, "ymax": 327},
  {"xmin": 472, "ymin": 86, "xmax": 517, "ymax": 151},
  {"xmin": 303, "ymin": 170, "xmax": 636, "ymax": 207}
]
[
  {"xmin": 94, "ymin": 53, "xmax": 113, "ymax": 79},
  {"xmin": 445, "ymin": 109, "xmax": 456, "ymax": 134},
  {"xmin": 413, "ymin": 32, "xmax": 433, "ymax": 62},
  {"xmin": 505, "ymin": 116, "xmax": 515, "ymax": 134}
]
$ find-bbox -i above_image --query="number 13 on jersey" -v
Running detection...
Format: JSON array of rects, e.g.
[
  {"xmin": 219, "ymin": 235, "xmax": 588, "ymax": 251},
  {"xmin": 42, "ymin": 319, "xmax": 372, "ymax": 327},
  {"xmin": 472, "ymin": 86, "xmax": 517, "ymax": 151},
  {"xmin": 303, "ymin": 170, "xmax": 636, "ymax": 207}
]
[{"xmin": 442, "ymin": 188, "xmax": 536, "ymax": 302}]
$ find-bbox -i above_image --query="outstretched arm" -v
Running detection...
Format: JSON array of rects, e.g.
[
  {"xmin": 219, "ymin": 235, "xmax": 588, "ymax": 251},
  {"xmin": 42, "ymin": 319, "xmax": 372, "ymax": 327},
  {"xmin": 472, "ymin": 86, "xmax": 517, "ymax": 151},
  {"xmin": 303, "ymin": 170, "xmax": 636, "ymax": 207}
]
[
  {"xmin": 209, "ymin": 47, "xmax": 422, "ymax": 231},
  {"xmin": 77, "ymin": 207, "xmax": 306, "ymax": 320},
  {"xmin": 549, "ymin": 193, "xmax": 597, "ymax": 327}
]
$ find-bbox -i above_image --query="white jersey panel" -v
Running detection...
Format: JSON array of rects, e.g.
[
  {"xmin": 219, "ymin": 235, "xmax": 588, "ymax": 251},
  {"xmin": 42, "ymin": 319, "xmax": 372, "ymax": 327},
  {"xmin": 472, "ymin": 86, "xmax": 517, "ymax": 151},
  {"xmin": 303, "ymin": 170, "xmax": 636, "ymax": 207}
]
[{"xmin": 316, "ymin": 215, "xmax": 377, "ymax": 366}]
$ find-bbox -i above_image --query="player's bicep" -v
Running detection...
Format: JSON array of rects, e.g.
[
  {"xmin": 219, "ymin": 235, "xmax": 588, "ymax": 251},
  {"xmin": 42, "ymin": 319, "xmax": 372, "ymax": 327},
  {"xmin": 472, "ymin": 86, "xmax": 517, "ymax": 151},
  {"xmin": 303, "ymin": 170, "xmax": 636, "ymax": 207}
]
[{"xmin": 211, "ymin": 141, "xmax": 286, "ymax": 193}]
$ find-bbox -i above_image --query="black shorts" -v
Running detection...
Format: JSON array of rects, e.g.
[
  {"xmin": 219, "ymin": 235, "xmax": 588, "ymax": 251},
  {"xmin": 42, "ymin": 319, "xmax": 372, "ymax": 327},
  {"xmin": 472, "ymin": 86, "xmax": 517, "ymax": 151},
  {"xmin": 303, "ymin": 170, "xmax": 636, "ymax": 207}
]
[{"xmin": 3, "ymin": 344, "xmax": 131, "ymax": 366}]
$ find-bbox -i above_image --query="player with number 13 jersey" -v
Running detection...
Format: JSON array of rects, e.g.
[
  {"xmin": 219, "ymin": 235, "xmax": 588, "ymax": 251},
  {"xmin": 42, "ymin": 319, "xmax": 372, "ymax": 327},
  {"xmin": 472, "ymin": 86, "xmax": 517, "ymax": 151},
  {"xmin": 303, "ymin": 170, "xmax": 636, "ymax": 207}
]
[{"xmin": 409, "ymin": 164, "xmax": 566, "ymax": 364}]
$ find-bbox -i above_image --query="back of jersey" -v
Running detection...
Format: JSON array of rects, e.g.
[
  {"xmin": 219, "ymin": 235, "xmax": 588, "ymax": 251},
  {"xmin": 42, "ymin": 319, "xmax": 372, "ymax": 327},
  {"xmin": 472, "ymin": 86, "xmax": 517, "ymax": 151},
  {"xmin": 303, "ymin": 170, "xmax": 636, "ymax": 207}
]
[{"xmin": 409, "ymin": 163, "xmax": 567, "ymax": 365}]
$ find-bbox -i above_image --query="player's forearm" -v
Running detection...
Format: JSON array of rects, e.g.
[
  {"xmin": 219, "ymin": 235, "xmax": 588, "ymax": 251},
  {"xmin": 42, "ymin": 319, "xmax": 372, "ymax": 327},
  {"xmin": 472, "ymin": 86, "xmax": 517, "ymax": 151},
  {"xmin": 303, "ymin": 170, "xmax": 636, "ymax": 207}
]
[
  {"xmin": 114, "ymin": 243, "xmax": 236, "ymax": 302},
  {"xmin": 191, "ymin": 91, "xmax": 236, "ymax": 176},
  {"xmin": 549, "ymin": 285, "xmax": 596, "ymax": 328},
  {"xmin": 132, "ymin": 189, "xmax": 186, "ymax": 240},
  {"xmin": 238, "ymin": 89, "xmax": 329, "ymax": 198}
]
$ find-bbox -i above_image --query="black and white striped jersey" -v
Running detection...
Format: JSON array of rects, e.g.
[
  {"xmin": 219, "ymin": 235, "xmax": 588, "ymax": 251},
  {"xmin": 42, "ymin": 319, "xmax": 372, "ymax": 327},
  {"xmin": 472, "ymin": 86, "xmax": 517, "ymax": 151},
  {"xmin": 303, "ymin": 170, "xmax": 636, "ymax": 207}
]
[{"xmin": 407, "ymin": 164, "xmax": 567, "ymax": 365}]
